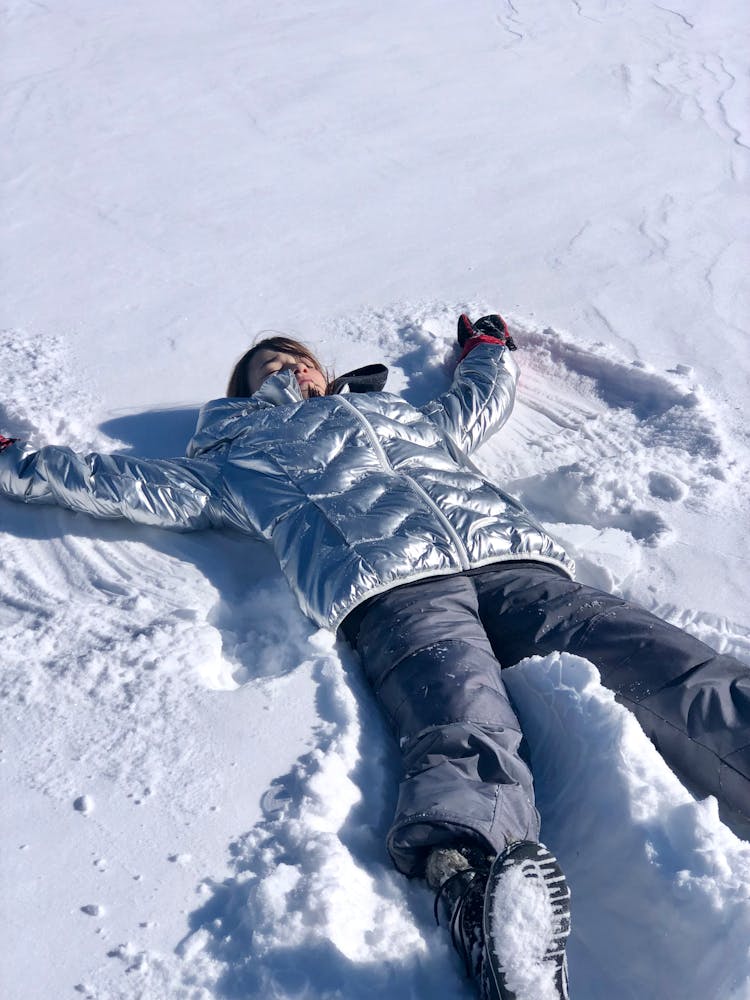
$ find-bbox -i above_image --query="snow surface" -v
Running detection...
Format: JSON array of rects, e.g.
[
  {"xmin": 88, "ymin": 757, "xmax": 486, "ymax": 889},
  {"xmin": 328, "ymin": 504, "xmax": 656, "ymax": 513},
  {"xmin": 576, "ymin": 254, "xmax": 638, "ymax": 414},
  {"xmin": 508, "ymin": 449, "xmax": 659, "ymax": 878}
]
[
  {"xmin": 489, "ymin": 854, "xmax": 561, "ymax": 1000},
  {"xmin": 1, "ymin": 1, "xmax": 749, "ymax": 998}
]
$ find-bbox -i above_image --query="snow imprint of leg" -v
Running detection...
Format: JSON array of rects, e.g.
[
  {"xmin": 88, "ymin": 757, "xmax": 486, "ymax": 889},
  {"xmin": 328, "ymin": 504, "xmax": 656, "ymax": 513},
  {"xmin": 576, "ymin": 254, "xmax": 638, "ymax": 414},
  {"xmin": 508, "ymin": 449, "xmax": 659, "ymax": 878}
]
[
  {"xmin": 175, "ymin": 646, "xmax": 454, "ymax": 998},
  {"xmin": 503, "ymin": 652, "xmax": 750, "ymax": 1000}
]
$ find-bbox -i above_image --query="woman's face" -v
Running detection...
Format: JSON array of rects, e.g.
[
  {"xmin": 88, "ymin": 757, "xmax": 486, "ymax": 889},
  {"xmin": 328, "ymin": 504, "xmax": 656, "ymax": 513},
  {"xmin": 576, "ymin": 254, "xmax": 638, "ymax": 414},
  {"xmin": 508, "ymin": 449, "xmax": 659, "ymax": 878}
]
[{"xmin": 246, "ymin": 348, "xmax": 328, "ymax": 399}]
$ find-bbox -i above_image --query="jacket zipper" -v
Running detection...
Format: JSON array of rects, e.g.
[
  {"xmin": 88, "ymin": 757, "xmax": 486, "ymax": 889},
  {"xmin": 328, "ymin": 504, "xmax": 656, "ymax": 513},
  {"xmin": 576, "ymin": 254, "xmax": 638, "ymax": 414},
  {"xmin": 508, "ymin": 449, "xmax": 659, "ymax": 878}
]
[{"xmin": 338, "ymin": 397, "xmax": 472, "ymax": 572}]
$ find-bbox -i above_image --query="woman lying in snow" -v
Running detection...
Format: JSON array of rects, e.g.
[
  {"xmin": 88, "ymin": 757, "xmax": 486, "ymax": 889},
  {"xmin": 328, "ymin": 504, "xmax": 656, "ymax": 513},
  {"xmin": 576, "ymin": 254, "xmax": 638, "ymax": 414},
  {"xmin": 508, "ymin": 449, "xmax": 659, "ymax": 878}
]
[{"xmin": 2, "ymin": 315, "xmax": 748, "ymax": 1000}]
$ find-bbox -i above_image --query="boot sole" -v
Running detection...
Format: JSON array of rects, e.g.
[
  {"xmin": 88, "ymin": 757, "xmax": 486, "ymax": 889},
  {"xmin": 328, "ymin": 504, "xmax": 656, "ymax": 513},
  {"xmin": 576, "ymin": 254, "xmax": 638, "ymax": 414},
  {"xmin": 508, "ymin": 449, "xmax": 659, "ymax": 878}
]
[{"xmin": 482, "ymin": 841, "xmax": 571, "ymax": 1000}]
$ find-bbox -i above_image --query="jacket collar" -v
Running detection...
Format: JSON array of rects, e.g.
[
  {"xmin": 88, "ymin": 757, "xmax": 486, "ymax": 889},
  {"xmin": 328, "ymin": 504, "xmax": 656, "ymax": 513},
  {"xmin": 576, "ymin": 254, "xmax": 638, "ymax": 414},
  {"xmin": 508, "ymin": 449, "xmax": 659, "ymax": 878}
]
[
  {"xmin": 330, "ymin": 364, "xmax": 388, "ymax": 394},
  {"xmin": 251, "ymin": 368, "xmax": 305, "ymax": 406}
]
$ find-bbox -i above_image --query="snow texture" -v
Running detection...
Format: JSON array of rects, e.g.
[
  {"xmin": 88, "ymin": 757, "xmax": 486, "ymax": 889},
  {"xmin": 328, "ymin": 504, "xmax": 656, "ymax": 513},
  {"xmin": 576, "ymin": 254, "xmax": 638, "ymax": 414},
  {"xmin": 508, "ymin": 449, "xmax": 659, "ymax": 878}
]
[
  {"xmin": 1, "ymin": 1, "xmax": 749, "ymax": 998},
  {"xmin": 490, "ymin": 864, "xmax": 559, "ymax": 1000}
]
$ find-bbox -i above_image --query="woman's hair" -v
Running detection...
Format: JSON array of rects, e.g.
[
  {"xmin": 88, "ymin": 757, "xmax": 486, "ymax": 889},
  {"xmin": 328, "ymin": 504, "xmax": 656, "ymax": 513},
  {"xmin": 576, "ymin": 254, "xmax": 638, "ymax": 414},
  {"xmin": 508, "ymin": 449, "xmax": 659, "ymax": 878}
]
[{"xmin": 226, "ymin": 335, "xmax": 330, "ymax": 398}]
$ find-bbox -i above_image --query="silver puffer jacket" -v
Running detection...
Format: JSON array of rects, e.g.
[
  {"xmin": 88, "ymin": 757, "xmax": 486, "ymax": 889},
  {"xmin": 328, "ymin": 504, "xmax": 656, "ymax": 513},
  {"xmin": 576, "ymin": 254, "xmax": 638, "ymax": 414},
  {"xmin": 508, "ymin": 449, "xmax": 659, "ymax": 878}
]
[{"xmin": 1, "ymin": 344, "xmax": 573, "ymax": 628}]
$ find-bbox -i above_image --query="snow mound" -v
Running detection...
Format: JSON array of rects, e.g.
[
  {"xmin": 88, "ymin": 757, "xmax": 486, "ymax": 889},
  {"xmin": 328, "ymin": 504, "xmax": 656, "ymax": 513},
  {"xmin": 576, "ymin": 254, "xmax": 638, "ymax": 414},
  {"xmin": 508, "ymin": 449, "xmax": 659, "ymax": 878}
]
[
  {"xmin": 504, "ymin": 652, "xmax": 750, "ymax": 1000},
  {"xmin": 172, "ymin": 637, "xmax": 463, "ymax": 1000}
]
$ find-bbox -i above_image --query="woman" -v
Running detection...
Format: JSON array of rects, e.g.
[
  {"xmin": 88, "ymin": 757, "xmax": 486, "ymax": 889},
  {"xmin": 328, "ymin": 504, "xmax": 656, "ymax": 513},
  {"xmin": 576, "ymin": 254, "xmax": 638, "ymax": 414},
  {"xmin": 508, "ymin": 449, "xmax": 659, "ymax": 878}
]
[{"xmin": 2, "ymin": 315, "xmax": 748, "ymax": 1000}]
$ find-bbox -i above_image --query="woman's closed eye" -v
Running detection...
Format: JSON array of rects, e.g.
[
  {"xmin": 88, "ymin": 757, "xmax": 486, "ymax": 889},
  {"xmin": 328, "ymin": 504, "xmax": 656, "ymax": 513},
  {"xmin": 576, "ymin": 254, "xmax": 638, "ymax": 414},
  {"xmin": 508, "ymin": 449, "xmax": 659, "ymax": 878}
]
[{"xmin": 263, "ymin": 360, "xmax": 293, "ymax": 376}]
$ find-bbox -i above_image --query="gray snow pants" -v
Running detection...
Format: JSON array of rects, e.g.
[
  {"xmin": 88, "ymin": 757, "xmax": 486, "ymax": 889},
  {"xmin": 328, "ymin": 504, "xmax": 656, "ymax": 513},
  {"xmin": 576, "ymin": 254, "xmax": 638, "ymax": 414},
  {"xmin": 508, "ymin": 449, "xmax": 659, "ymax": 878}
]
[{"xmin": 341, "ymin": 561, "xmax": 750, "ymax": 876}]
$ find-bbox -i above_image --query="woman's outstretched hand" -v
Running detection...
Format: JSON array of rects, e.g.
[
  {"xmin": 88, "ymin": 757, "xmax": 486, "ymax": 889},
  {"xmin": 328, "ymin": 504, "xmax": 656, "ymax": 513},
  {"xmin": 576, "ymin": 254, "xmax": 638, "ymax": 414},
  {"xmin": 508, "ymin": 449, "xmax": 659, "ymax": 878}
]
[
  {"xmin": 457, "ymin": 314, "xmax": 518, "ymax": 361},
  {"xmin": 0, "ymin": 434, "xmax": 18, "ymax": 453}
]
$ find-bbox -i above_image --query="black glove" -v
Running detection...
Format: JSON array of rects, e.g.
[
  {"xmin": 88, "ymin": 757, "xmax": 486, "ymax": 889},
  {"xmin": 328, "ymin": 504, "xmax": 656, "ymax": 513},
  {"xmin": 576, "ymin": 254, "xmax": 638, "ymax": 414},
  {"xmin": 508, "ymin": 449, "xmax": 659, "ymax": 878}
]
[
  {"xmin": 474, "ymin": 314, "xmax": 517, "ymax": 350},
  {"xmin": 0, "ymin": 434, "xmax": 18, "ymax": 453},
  {"xmin": 457, "ymin": 313, "xmax": 517, "ymax": 351}
]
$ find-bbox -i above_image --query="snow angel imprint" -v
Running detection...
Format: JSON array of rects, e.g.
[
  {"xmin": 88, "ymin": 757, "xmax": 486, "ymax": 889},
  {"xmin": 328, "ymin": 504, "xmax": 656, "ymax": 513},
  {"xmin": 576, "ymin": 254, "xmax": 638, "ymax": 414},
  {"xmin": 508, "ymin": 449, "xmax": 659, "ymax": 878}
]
[{"xmin": 2, "ymin": 313, "xmax": 748, "ymax": 1000}]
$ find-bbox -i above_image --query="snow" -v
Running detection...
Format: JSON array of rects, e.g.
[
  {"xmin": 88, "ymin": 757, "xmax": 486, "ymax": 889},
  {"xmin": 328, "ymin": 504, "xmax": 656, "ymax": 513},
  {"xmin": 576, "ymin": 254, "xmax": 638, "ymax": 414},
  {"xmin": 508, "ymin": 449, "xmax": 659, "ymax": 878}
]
[
  {"xmin": 506, "ymin": 654, "xmax": 750, "ymax": 1000},
  {"xmin": 489, "ymin": 857, "xmax": 561, "ymax": 1000},
  {"xmin": 1, "ymin": 0, "xmax": 749, "ymax": 998}
]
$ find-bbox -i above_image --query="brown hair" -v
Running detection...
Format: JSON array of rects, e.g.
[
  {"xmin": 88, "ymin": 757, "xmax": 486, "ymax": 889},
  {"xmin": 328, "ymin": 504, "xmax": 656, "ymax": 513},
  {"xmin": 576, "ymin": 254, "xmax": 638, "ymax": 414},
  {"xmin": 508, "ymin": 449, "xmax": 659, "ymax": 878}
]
[{"xmin": 226, "ymin": 336, "xmax": 330, "ymax": 398}]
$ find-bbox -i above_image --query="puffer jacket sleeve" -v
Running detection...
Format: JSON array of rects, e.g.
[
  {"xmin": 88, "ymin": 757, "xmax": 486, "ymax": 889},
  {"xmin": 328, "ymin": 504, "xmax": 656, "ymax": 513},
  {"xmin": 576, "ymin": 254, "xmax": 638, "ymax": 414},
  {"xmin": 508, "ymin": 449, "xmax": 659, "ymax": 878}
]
[
  {"xmin": 0, "ymin": 440, "xmax": 224, "ymax": 531},
  {"xmin": 420, "ymin": 342, "xmax": 519, "ymax": 455}
]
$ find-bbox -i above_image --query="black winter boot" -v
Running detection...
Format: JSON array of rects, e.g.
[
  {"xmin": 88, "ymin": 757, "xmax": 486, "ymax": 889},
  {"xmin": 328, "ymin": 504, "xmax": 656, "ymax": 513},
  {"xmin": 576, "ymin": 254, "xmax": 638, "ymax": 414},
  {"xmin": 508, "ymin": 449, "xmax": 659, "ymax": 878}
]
[{"xmin": 429, "ymin": 841, "xmax": 571, "ymax": 1000}]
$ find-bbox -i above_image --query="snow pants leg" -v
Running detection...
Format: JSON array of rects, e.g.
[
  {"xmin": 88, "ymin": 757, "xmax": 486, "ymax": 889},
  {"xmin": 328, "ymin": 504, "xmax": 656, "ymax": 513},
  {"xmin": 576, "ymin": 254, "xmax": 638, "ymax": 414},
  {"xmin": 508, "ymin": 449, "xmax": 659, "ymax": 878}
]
[
  {"xmin": 472, "ymin": 563, "xmax": 750, "ymax": 832},
  {"xmin": 342, "ymin": 561, "xmax": 750, "ymax": 877},
  {"xmin": 341, "ymin": 573, "xmax": 541, "ymax": 877}
]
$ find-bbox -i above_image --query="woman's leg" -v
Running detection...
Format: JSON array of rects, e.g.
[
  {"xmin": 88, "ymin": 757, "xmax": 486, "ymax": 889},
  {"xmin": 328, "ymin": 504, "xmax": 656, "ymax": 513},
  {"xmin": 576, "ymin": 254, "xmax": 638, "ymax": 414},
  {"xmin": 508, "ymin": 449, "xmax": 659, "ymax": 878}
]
[
  {"xmin": 473, "ymin": 562, "xmax": 750, "ymax": 828},
  {"xmin": 341, "ymin": 573, "xmax": 540, "ymax": 877}
]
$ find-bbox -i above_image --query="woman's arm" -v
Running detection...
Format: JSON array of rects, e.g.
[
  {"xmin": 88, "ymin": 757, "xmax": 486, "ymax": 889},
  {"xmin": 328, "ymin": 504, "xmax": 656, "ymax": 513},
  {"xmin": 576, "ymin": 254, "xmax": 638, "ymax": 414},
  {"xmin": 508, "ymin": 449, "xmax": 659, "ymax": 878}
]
[
  {"xmin": 421, "ymin": 317, "xmax": 520, "ymax": 455},
  {"xmin": 0, "ymin": 438, "xmax": 224, "ymax": 532}
]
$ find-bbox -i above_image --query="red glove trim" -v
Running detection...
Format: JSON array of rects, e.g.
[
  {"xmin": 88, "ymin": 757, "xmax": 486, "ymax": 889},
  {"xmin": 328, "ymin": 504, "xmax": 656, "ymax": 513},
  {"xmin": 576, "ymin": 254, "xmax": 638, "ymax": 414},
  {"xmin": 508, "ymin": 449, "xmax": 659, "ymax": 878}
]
[
  {"xmin": 458, "ymin": 333, "xmax": 506, "ymax": 362},
  {"xmin": 0, "ymin": 434, "xmax": 18, "ymax": 453}
]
